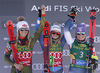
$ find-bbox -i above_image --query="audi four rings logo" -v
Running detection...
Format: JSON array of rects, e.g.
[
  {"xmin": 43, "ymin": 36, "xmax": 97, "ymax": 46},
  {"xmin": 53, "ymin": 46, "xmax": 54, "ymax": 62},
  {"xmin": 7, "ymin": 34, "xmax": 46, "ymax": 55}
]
[
  {"xmin": 86, "ymin": 36, "xmax": 100, "ymax": 43},
  {"xmin": 63, "ymin": 49, "xmax": 70, "ymax": 56},
  {"xmin": 32, "ymin": 63, "xmax": 71, "ymax": 70},
  {"xmin": 18, "ymin": 52, "xmax": 32, "ymax": 59},
  {"xmin": 32, "ymin": 63, "xmax": 44, "ymax": 70},
  {"xmin": 4, "ymin": 64, "xmax": 100, "ymax": 70}
]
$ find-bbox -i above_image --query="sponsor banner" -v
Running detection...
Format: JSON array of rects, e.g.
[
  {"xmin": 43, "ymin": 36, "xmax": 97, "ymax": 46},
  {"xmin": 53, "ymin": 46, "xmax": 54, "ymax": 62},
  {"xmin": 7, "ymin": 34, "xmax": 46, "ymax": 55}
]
[
  {"xmin": 4, "ymin": 63, "xmax": 100, "ymax": 70},
  {"xmin": 31, "ymin": 5, "xmax": 100, "ymax": 12}
]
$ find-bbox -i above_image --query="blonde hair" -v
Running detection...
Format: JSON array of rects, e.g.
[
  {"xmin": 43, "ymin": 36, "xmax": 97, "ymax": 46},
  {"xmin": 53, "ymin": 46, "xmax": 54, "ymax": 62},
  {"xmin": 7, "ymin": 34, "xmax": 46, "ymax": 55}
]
[
  {"xmin": 17, "ymin": 16, "xmax": 26, "ymax": 21},
  {"xmin": 52, "ymin": 22, "xmax": 59, "ymax": 25},
  {"xmin": 15, "ymin": 16, "xmax": 31, "ymax": 49},
  {"xmin": 50, "ymin": 22, "xmax": 61, "ymax": 46}
]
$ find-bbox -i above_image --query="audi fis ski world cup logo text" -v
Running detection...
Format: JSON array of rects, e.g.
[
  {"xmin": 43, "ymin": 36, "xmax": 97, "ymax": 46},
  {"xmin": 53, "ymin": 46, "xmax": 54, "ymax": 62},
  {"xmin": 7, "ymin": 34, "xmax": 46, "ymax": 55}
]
[{"xmin": 31, "ymin": 5, "xmax": 100, "ymax": 12}]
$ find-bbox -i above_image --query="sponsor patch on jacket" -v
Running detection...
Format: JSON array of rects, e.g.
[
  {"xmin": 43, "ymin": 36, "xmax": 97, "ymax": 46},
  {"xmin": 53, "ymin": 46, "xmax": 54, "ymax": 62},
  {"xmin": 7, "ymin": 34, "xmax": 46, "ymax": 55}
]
[
  {"xmin": 5, "ymin": 48, "xmax": 9, "ymax": 53},
  {"xmin": 6, "ymin": 43, "xmax": 11, "ymax": 50},
  {"xmin": 76, "ymin": 59, "xmax": 87, "ymax": 66},
  {"xmin": 72, "ymin": 59, "xmax": 87, "ymax": 66},
  {"xmin": 73, "ymin": 53, "xmax": 77, "ymax": 55}
]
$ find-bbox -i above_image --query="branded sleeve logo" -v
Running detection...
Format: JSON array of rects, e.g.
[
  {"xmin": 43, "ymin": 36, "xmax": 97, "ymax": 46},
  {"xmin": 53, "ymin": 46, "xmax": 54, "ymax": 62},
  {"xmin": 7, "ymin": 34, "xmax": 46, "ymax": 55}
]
[{"xmin": 6, "ymin": 43, "xmax": 11, "ymax": 51}]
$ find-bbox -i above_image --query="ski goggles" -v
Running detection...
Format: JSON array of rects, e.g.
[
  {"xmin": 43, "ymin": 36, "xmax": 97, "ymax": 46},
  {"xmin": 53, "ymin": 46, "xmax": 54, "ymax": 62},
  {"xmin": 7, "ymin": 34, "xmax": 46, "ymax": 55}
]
[
  {"xmin": 52, "ymin": 31, "xmax": 60, "ymax": 35},
  {"xmin": 77, "ymin": 32, "xmax": 86, "ymax": 35},
  {"xmin": 20, "ymin": 28, "xmax": 29, "ymax": 31}
]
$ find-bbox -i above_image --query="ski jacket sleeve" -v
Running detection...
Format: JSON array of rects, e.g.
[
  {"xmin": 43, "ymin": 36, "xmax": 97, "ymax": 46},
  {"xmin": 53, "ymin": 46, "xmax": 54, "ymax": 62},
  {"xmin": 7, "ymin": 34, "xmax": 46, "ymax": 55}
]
[
  {"xmin": 63, "ymin": 18, "xmax": 74, "ymax": 48},
  {"xmin": 38, "ymin": 34, "xmax": 44, "ymax": 51},
  {"xmin": 4, "ymin": 42, "xmax": 15, "ymax": 66},
  {"xmin": 36, "ymin": 17, "xmax": 44, "ymax": 51},
  {"xmin": 31, "ymin": 14, "xmax": 45, "ymax": 48},
  {"xmin": 61, "ymin": 35, "xmax": 66, "ymax": 48}
]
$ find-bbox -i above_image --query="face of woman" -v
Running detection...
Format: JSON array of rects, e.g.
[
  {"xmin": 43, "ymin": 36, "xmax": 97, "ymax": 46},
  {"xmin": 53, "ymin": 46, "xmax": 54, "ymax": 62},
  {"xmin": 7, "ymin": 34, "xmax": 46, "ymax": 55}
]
[
  {"xmin": 76, "ymin": 32, "xmax": 86, "ymax": 41},
  {"xmin": 19, "ymin": 28, "xmax": 29, "ymax": 37},
  {"xmin": 51, "ymin": 30, "xmax": 60, "ymax": 39}
]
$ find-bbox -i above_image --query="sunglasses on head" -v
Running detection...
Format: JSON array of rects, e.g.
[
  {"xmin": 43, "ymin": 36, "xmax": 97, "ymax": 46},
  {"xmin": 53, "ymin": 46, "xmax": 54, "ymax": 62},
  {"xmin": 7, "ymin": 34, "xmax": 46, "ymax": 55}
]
[
  {"xmin": 77, "ymin": 32, "xmax": 86, "ymax": 35},
  {"xmin": 52, "ymin": 31, "xmax": 60, "ymax": 35},
  {"xmin": 20, "ymin": 28, "xmax": 29, "ymax": 31}
]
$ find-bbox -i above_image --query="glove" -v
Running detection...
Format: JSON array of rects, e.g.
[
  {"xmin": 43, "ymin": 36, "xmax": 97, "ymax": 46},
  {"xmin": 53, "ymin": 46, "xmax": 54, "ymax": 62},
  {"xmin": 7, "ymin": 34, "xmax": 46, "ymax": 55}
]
[
  {"xmin": 38, "ymin": 9, "xmax": 41, "ymax": 17},
  {"xmin": 91, "ymin": 55, "xmax": 98, "ymax": 70},
  {"xmin": 93, "ymin": 63, "xmax": 98, "ymax": 70},
  {"xmin": 68, "ymin": 7, "xmax": 77, "ymax": 20}
]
